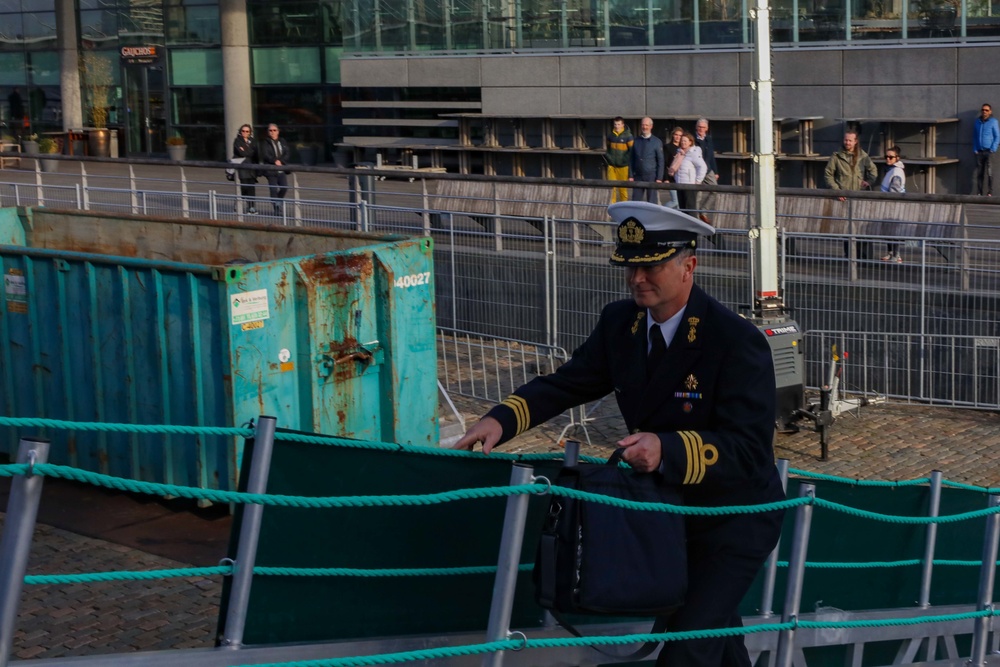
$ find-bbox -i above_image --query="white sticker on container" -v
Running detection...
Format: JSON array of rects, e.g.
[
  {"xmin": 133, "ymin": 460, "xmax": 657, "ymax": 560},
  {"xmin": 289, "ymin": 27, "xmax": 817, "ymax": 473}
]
[
  {"xmin": 278, "ymin": 348, "xmax": 291, "ymax": 363},
  {"xmin": 4, "ymin": 274, "xmax": 26, "ymax": 300},
  {"xmin": 231, "ymin": 289, "xmax": 270, "ymax": 325}
]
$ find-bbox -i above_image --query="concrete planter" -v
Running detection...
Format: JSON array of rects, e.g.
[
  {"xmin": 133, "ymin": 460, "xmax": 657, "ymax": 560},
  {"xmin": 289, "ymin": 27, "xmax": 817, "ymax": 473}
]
[
  {"xmin": 40, "ymin": 157, "xmax": 59, "ymax": 172},
  {"xmin": 167, "ymin": 144, "xmax": 187, "ymax": 161},
  {"xmin": 88, "ymin": 129, "xmax": 111, "ymax": 158},
  {"xmin": 22, "ymin": 140, "xmax": 38, "ymax": 155}
]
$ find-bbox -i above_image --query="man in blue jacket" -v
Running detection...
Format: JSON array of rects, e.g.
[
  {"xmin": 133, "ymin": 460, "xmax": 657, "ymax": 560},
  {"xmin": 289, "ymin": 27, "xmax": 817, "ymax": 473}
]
[
  {"xmin": 630, "ymin": 117, "xmax": 665, "ymax": 203},
  {"xmin": 456, "ymin": 201, "xmax": 785, "ymax": 667},
  {"xmin": 973, "ymin": 103, "xmax": 999, "ymax": 196}
]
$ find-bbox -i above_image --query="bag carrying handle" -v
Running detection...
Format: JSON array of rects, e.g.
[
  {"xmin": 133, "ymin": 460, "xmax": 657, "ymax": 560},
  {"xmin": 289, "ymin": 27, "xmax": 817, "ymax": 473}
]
[{"xmin": 607, "ymin": 447, "xmax": 626, "ymax": 466}]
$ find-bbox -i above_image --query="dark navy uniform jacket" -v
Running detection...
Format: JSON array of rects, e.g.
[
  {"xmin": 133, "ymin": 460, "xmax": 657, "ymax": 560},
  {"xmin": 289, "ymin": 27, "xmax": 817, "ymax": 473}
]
[{"xmin": 486, "ymin": 284, "xmax": 784, "ymax": 509}]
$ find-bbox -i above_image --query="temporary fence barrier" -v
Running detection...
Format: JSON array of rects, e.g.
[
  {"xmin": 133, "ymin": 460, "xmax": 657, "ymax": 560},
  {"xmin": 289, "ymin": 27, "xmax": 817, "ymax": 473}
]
[{"xmin": 5, "ymin": 164, "xmax": 1000, "ymax": 409}]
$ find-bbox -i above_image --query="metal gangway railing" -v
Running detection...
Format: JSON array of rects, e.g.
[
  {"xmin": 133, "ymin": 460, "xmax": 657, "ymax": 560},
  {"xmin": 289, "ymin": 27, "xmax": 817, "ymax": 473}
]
[
  {"xmin": 4, "ymin": 159, "xmax": 1000, "ymax": 409},
  {"xmin": 3, "ymin": 419, "xmax": 1000, "ymax": 666}
]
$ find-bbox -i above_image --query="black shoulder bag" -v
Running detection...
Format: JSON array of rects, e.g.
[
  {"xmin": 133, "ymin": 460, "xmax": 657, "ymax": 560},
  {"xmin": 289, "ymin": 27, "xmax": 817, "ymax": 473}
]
[{"xmin": 533, "ymin": 448, "xmax": 687, "ymax": 655}]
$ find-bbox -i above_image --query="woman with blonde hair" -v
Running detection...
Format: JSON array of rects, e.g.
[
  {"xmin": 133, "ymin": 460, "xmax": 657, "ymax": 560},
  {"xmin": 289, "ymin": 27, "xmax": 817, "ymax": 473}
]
[{"xmin": 669, "ymin": 131, "xmax": 708, "ymax": 218}]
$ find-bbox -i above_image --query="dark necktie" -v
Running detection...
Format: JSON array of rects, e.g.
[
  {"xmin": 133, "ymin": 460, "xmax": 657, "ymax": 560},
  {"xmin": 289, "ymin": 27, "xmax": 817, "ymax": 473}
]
[{"xmin": 648, "ymin": 324, "xmax": 667, "ymax": 379}]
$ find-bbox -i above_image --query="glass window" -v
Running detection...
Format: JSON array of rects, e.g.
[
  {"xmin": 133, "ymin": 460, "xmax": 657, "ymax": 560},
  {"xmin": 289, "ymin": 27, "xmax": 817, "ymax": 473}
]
[
  {"xmin": 0, "ymin": 53, "xmax": 27, "ymax": 86},
  {"xmin": 171, "ymin": 86, "xmax": 224, "ymax": 125},
  {"xmin": 22, "ymin": 10, "xmax": 57, "ymax": 49},
  {"xmin": 165, "ymin": 4, "xmax": 220, "ymax": 44},
  {"xmin": 249, "ymin": 0, "xmax": 323, "ymax": 45},
  {"xmin": 252, "ymin": 46, "xmax": 322, "ymax": 84},
  {"xmin": 28, "ymin": 51, "xmax": 60, "ymax": 86},
  {"xmin": 118, "ymin": 2, "xmax": 164, "ymax": 43},
  {"xmin": 0, "ymin": 14, "xmax": 24, "ymax": 51},
  {"xmin": 80, "ymin": 9, "xmax": 119, "ymax": 44},
  {"xmin": 170, "ymin": 49, "xmax": 222, "ymax": 85},
  {"xmin": 324, "ymin": 47, "xmax": 342, "ymax": 82},
  {"xmin": 254, "ymin": 86, "xmax": 327, "ymax": 128},
  {"xmin": 0, "ymin": 0, "xmax": 21, "ymax": 11}
]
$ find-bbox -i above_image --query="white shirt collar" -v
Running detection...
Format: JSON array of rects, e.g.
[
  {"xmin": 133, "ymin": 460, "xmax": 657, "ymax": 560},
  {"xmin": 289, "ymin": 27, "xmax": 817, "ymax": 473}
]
[{"xmin": 646, "ymin": 306, "xmax": 687, "ymax": 352}]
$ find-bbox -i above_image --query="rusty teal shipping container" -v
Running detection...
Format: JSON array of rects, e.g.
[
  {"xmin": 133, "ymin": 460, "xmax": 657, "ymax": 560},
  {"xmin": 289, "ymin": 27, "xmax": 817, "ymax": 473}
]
[{"xmin": 0, "ymin": 207, "xmax": 437, "ymax": 491}]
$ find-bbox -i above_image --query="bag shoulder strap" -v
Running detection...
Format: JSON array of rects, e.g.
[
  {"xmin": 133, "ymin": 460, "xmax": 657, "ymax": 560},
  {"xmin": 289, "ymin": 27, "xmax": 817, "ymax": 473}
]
[{"xmin": 548, "ymin": 610, "xmax": 668, "ymax": 660}]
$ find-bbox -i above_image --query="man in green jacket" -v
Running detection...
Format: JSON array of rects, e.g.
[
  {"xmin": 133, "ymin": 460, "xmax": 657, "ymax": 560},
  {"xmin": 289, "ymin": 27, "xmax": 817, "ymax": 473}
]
[
  {"xmin": 607, "ymin": 116, "xmax": 634, "ymax": 204},
  {"xmin": 824, "ymin": 130, "xmax": 877, "ymax": 194},
  {"xmin": 825, "ymin": 129, "xmax": 878, "ymax": 258}
]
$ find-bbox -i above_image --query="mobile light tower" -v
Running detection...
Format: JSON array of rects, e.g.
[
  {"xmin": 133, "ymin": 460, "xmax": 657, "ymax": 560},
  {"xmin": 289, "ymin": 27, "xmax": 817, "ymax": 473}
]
[{"xmin": 748, "ymin": 0, "xmax": 832, "ymax": 455}]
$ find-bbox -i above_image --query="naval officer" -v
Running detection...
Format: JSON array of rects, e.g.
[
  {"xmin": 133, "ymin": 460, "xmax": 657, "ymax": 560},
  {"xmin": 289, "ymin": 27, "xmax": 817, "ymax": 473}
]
[{"xmin": 455, "ymin": 200, "xmax": 785, "ymax": 667}]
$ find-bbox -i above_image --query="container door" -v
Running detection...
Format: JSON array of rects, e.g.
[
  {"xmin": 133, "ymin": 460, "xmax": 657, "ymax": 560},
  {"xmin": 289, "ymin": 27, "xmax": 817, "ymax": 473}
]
[{"xmin": 227, "ymin": 240, "xmax": 438, "ymax": 447}]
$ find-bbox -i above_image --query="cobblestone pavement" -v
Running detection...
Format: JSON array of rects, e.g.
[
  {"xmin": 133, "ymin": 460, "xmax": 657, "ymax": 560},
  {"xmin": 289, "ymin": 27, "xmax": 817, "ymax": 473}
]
[
  {"xmin": 450, "ymin": 393, "xmax": 1000, "ymax": 488},
  {"xmin": 1, "ymin": 518, "xmax": 221, "ymax": 661}
]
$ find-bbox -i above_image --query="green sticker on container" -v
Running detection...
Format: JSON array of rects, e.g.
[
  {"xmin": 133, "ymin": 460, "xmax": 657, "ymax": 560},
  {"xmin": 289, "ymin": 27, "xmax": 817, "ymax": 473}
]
[{"xmin": 231, "ymin": 288, "xmax": 270, "ymax": 325}]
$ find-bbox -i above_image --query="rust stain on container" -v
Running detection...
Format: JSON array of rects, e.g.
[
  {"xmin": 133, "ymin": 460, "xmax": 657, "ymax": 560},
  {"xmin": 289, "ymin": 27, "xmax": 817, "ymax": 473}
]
[
  {"xmin": 299, "ymin": 254, "xmax": 372, "ymax": 285},
  {"xmin": 274, "ymin": 269, "xmax": 290, "ymax": 309}
]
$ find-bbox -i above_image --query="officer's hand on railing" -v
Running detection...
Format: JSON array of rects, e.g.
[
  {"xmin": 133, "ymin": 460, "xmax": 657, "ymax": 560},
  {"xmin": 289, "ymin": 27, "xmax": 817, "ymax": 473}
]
[
  {"xmin": 617, "ymin": 432, "xmax": 663, "ymax": 473},
  {"xmin": 453, "ymin": 417, "xmax": 503, "ymax": 455}
]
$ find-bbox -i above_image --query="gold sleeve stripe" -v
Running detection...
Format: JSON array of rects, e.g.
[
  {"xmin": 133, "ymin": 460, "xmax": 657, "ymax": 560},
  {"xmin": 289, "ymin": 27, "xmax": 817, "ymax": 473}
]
[
  {"xmin": 677, "ymin": 431, "xmax": 718, "ymax": 485},
  {"xmin": 680, "ymin": 430, "xmax": 698, "ymax": 485},
  {"xmin": 501, "ymin": 395, "xmax": 530, "ymax": 435},
  {"xmin": 680, "ymin": 430, "xmax": 713, "ymax": 485}
]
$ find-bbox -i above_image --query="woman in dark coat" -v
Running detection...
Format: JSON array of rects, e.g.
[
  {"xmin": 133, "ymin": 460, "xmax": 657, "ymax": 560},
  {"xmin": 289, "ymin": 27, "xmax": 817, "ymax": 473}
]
[{"xmin": 232, "ymin": 124, "xmax": 258, "ymax": 213}]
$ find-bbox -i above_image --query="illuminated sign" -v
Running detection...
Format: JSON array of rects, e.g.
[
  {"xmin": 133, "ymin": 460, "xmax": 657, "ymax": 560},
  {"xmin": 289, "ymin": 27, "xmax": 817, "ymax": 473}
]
[{"xmin": 120, "ymin": 46, "xmax": 158, "ymax": 64}]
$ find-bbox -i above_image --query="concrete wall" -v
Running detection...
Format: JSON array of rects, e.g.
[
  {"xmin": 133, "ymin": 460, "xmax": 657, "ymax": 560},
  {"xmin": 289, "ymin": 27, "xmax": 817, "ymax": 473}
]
[{"xmin": 341, "ymin": 45, "xmax": 1000, "ymax": 194}]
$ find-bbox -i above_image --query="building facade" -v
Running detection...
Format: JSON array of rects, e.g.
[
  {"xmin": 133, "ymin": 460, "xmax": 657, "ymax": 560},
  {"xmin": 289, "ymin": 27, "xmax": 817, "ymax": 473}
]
[{"xmin": 1, "ymin": 0, "xmax": 998, "ymax": 191}]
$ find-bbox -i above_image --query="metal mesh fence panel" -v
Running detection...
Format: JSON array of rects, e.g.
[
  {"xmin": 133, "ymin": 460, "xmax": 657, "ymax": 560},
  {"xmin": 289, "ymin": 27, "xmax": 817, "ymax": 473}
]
[{"xmin": 805, "ymin": 330, "xmax": 1000, "ymax": 409}]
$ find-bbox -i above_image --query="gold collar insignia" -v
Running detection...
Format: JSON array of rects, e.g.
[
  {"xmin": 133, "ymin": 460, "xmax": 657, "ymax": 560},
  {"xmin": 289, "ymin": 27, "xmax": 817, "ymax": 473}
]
[
  {"xmin": 685, "ymin": 374, "xmax": 698, "ymax": 391},
  {"xmin": 631, "ymin": 310, "xmax": 645, "ymax": 335},
  {"xmin": 687, "ymin": 316, "xmax": 700, "ymax": 343}
]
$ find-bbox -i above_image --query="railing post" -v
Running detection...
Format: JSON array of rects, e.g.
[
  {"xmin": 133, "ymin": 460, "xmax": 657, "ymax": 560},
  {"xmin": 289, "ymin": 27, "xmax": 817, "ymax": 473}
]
[
  {"xmin": 180, "ymin": 166, "xmax": 190, "ymax": 219},
  {"xmin": 0, "ymin": 438, "xmax": 51, "ymax": 667},
  {"xmin": 482, "ymin": 463, "xmax": 535, "ymax": 667},
  {"xmin": 220, "ymin": 415, "xmax": 277, "ymax": 649},
  {"xmin": 760, "ymin": 458, "xmax": 790, "ymax": 617},
  {"xmin": 969, "ymin": 494, "xmax": 1000, "ymax": 666},
  {"xmin": 209, "ymin": 190, "xmax": 218, "ymax": 219},
  {"xmin": 129, "ymin": 164, "xmax": 138, "ymax": 215},
  {"xmin": 80, "ymin": 161, "xmax": 90, "ymax": 211},
  {"xmin": 918, "ymin": 470, "xmax": 943, "ymax": 609},
  {"xmin": 291, "ymin": 172, "xmax": 302, "ymax": 225},
  {"xmin": 774, "ymin": 482, "xmax": 815, "ymax": 667}
]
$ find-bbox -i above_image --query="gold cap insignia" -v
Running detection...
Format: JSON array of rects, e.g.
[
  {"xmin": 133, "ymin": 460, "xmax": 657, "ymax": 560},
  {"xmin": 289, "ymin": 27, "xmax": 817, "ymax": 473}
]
[
  {"xmin": 687, "ymin": 316, "xmax": 700, "ymax": 343},
  {"xmin": 685, "ymin": 374, "xmax": 698, "ymax": 391},
  {"xmin": 630, "ymin": 310, "xmax": 645, "ymax": 335},
  {"xmin": 618, "ymin": 219, "xmax": 646, "ymax": 245}
]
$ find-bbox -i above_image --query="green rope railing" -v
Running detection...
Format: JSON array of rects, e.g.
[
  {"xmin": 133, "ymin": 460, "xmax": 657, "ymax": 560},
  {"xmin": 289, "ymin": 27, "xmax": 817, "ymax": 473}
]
[
  {"xmin": 23, "ymin": 563, "xmax": 537, "ymax": 586},
  {"xmin": 28, "ymin": 556, "xmax": 1000, "ymax": 588},
  {"xmin": 3, "ymin": 461, "xmax": 999, "ymax": 524},
  {"xmin": 0, "ymin": 416, "xmax": 252, "ymax": 438},
  {"xmin": 230, "ymin": 609, "xmax": 1000, "ymax": 667},
  {"xmin": 0, "ymin": 415, "xmax": 607, "ymax": 464}
]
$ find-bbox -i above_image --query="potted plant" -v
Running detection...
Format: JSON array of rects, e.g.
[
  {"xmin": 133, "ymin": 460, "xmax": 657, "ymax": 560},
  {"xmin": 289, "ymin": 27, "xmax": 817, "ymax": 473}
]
[
  {"xmin": 22, "ymin": 133, "xmax": 39, "ymax": 155},
  {"xmin": 295, "ymin": 141, "xmax": 317, "ymax": 166},
  {"xmin": 166, "ymin": 134, "xmax": 187, "ymax": 161},
  {"xmin": 80, "ymin": 52, "xmax": 114, "ymax": 157},
  {"xmin": 37, "ymin": 137, "xmax": 59, "ymax": 173}
]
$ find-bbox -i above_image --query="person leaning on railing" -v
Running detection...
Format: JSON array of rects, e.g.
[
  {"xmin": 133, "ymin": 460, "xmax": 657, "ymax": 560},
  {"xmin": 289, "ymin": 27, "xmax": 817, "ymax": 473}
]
[
  {"xmin": 232, "ymin": 124, "xmax": 258, "ymax": 214},
  {"xmin": 825, "ymin": 129, "xmax": 878, "ymax": 259},
  {"xmin": 880, "ymin": 146, "xmax": 906, "ymax": 263}
]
